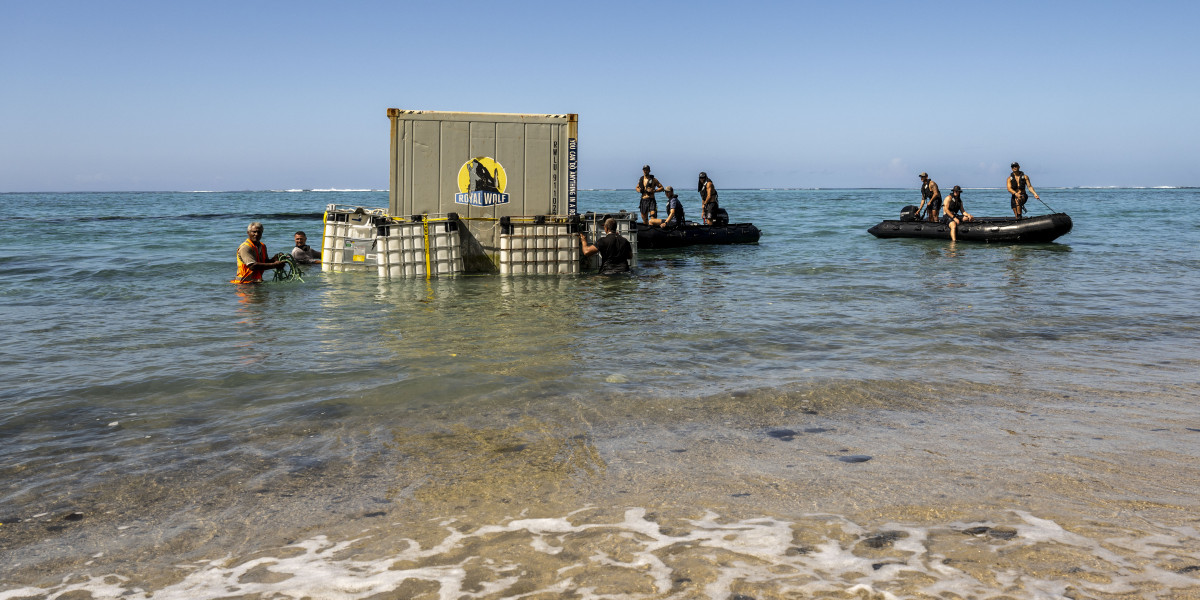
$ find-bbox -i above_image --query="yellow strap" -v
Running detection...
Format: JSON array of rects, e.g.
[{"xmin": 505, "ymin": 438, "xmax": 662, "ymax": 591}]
[{"xmin": 422, "ymin": 217, "xmax": 431, "ymax": 279}]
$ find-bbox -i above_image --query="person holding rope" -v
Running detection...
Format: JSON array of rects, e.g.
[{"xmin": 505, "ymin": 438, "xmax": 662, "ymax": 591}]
[
  {"xmin": 1007, "ymin": 162, "xmax": 1040, "ymax": 219},
  {"xmin": 916, "ymin": 172, "xmax": 942, "ymax": 222},
  {"xmin": 232, "ymin": 221, "xmax": 286, "ymax": 284}
]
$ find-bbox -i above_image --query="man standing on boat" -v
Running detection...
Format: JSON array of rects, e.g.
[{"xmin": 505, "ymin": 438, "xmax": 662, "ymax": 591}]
[
  {"xmin": 698, "ymin": 172, "xmax": 719, "ymax": 225},
  {"xmin": 578, "ymin": 218, "xmax": 633, "ymax": 274},
  {"xmin": 1007, "ymin": 162, "xmax": 1040, "ymax": 219},
  {"xmin": 916, "ymin": 172, "xmax": 942, "ymax": 222},
  {"xmin": 636, "ymin": 165, "xmax": 665, "ymax": 225},
  {"xmin": 941, "ymin": 186, "xmax": 974, "ymax": 242},
  {"xmin": 233, "ymin": 222, "xmax": 286, "ymax": 284}
]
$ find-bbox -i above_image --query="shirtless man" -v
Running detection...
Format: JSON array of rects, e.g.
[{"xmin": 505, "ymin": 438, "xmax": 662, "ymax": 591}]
[
  {"xmin": 698, "ymin": 172, "xmax": 719, "ymax": 225},
  {"xmin": 916, "ymin": 172, "xmax": 942, "ymax": 222},
  {"xmin": 1006, "ymin": 162, "xmax": 1040, "ymax": 219},
  {"xmin": 636, "ymin": 165, "xmax": 665, "ymax": 224}
]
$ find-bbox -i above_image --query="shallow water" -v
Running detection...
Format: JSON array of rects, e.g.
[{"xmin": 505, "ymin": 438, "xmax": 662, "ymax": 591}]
[{"xmin": 2, "ymin": 188, "xmax": 1200, "ymax": 598}]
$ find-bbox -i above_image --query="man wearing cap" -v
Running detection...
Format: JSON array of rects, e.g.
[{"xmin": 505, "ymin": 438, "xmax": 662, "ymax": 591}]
[
  {"xmin": 661, "ymin": 187, "xmax": 685, "ymax": 228},
  {"xmin": 1006, "ymin": 162, "xmax": 1040, "ymax": 219},
  {"xmin": 916, "ymin": 172, "xmax": 942, "ymax": 222},
  {"xmin": 941, "ymin": 185, "xmax": 974, "ymax": 242},
  {"xmin": 636, "ymin": 165, "xmax": 665, "ymax": 225}
]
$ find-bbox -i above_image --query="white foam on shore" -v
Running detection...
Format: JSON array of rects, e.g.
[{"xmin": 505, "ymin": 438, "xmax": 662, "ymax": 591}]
[{"xmin": 5, "ymin": 509, "xmax": 1199, "ymax": 600}]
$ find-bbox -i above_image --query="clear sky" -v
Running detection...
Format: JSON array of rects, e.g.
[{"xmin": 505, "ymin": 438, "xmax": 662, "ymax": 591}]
[{"xmin": 2, "ymin": 0, "xmax": 1196, "ymax": 192}]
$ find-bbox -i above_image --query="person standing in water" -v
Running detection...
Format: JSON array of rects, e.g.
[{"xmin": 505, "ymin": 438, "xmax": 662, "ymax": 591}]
[
  {"xmin": 1007, "ymin": 162, "xmax": 1040, "ymax": 219},
  {"xmin": 916, "ymin": 172, "xmax": 942, "ymax": 222},
  {"xmin": 636, "ymin": 165, "xmax": 665, "ymax": 225},
  {"xmin": 233, "ymin": 222, "xmax": 285, "ymax": 284},
  {"xmin": 579, "ymin": 218, "xmax": 633, "ymax": 274}
]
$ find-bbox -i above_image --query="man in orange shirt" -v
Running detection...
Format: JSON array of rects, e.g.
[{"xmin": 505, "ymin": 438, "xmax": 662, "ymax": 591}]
[{"xmin": 233, "ymin": 222, "xmax": 285, "ymax": 284}]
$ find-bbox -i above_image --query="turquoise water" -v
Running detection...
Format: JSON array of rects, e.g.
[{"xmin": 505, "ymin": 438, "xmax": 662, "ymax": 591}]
[{"xmin": 3, "ymin": 188, "xmax": 1200, "ymax": 598}]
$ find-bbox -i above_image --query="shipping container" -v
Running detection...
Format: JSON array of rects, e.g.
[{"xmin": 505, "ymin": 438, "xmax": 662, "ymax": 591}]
[{"xmin": 387, "ymin": 109, "xmax": 580, "ymax": 273}]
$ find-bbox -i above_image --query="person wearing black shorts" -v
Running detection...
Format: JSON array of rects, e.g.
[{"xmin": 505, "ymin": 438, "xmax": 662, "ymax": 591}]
[
  {"xmin": 1007, "ymin": 162, "xmax": 1040, "ymax": 219},
  {"xmin": 636, "ymin": 165, "xmax": 664, "ymax": 224},
  {"xmin": 917, "ymin": 172, "xmax": 942, "ymax": 222}
]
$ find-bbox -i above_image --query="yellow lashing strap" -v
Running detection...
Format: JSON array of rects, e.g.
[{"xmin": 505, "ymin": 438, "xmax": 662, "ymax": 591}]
[{"xmin": 422, "ymin": 218, "xmax": 431, "ymax": 279}]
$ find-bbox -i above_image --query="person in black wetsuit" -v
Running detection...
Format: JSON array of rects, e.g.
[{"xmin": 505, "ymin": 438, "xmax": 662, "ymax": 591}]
[
  {"xmin": 636, "ymin": 165, "xmax": 665, "ymax": 225},
  {"xmin": 661, "ymin": 187, "xmax": 685, "ymax": 228},
  {"xmin": 1006, "ymin": 162, "xmax": 1040, "ymax": 219},
  {"xmin": 940, "ymin": 185, "xmax": 974, "ymax": 241},
  {"xmin": 698, "ymin": 172, "xmax": 719, "ymax": 225},
  {"xmin": 579, "ymin": 218, "xmax": 633, "ymax": 274},
  {"xmin": 916, "ymin": 172, "xmax": 942, "ymax": 222}
]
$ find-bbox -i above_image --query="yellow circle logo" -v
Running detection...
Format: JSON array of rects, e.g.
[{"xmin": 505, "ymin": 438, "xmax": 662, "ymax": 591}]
[{"xmin": 457, "ymin": 157, "xmax": 507, "ymax": 194}]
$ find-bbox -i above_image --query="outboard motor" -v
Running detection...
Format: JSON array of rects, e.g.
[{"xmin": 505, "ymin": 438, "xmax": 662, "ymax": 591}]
[
  {"xmin": 713, "ymin": 207, "xmax": 730, "ymax": 225},
  {"xmin": 899, "ymin": 205, "xmax": 919, "ymax": 222}
]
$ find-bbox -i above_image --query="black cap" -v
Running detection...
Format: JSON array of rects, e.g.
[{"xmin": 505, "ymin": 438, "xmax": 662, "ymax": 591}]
[
  {"xmin": 952, "ymin": 185, "xmax": 962, "ymax": 193},
  {"xmin": 1011, "ymin": 162, "xmax": 1020, "ymax": 168}
]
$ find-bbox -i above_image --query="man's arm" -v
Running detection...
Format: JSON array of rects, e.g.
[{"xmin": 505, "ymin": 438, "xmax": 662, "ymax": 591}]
[
  {"xmin": 1024, "ymin": 175, "xmax": 1039, "ymax": 200},
  {"xmin": 241, "ymin": 245, "xmax": 283, "ymax": 271},
  {"xmin": 1007, "ymin": 174, "xmax": 1019, "ymax": 196},
  {"xmin": 579, "ymin": 233, "xmax": 599, "ymax": 257}
]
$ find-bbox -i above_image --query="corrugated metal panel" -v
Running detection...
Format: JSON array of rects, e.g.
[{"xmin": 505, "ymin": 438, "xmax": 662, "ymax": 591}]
[{"xmin": 388, "ymin": 109, "xmax": 577, "ymax": 218}]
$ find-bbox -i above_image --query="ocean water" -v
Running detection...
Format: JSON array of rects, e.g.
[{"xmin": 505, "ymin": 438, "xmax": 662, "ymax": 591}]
[{"xmin": 2, "ymin": 187, "xmax": 1200, "ymax": 599}]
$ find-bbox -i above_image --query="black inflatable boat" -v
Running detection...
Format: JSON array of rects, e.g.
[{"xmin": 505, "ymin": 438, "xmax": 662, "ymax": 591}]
[
  {"xmin": 868, "ymin": 206, "xmax": 1072, "ymax": 243},
  {"xmin": 637, "ymin": 222, "xmax": 762, "ymax": 249}
]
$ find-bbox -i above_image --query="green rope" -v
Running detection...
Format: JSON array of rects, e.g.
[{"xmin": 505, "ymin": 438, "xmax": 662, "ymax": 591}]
[{"xmin": 272, "ymin": 254, "xmax": 305, "ymax": 283}]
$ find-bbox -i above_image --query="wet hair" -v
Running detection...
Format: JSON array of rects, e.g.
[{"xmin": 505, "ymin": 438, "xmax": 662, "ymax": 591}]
[{"xmin": 295, "ymin": 231, "xmax": 307, "ymax": 237}]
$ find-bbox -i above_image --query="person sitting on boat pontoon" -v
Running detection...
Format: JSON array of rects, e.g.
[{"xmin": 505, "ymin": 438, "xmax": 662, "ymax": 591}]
[
  {"xmin": 941, "ymin": 186, "xmax": 974, "ymax": 241},
  {"xmin": 661, "ymin": 187, "xmax": 685, "ymax": 229}
]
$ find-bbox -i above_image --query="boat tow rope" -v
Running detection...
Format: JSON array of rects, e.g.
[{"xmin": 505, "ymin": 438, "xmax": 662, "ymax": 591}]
[
  {"xmin": 1032, "ymin": 194, "xmax": 1057, "ymax": 214},
  {"xmin": 272, "ymin": 253, "xmax": 304, "ymax": 282}
]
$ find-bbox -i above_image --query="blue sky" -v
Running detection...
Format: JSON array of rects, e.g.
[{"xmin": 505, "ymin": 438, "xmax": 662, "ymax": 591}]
[{"xmin": 2, "ymin": 0, "xmax": 1196, "ymax": 192}]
